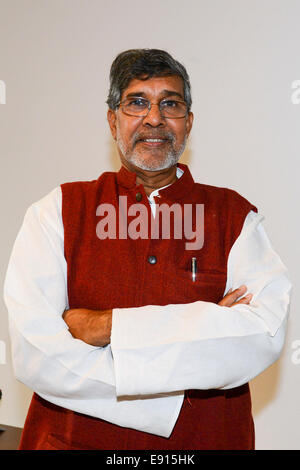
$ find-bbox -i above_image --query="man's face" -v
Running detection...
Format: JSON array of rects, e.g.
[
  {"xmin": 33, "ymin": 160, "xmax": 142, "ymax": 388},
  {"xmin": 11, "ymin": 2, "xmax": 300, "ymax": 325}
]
[{"xmin": 107, "ymin": 75, "xmax": 193, "ymax": 172}]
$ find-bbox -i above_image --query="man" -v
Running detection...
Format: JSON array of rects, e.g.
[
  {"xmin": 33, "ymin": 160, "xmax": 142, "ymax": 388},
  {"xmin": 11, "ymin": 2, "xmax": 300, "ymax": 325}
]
[{"xmin": 4, "ymin": 49, "xmax": 291, "ymax": 450}]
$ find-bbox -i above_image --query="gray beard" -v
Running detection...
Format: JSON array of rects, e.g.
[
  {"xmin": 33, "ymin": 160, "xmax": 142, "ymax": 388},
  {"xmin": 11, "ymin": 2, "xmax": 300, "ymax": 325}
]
[{"xmin": 117, "ymin": 135, "xmax": 187, "ymax": 171}]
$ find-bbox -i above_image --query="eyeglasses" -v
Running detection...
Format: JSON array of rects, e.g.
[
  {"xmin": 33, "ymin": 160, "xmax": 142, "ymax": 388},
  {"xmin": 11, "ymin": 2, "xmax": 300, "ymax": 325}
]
[{"xmin": 117, "ymin": 97, "xmax": 188, "ymax": 119}]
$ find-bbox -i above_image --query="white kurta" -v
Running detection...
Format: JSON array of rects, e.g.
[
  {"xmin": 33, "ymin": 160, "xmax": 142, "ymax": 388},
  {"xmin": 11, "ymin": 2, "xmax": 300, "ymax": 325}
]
[{"xmin": 3, "ymin": 181, "xmax": 292, "ymax": 437}]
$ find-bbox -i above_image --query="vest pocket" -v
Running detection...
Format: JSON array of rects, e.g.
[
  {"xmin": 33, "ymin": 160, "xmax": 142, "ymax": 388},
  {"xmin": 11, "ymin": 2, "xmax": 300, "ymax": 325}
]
[
  {"xmin": 187, "ymin": 270, "xmax": 227, "ymax": 303},
  {"xmin": 162, "ymin": 268, "xmax": 227, "ymax": 305}
]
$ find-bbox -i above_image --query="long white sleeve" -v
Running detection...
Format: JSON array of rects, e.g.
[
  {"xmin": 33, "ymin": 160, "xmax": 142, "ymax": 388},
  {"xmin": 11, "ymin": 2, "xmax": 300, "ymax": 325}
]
[
  {"xmin": 111, "ymin": 211, "xmax": 292, "ymax": 396},
  {"xmin": 3, "ymin": 187, "xmax": 184, "ymax": 438}
]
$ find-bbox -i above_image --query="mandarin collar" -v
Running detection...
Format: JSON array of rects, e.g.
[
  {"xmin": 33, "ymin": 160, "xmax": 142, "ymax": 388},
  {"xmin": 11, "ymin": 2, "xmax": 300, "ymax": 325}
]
[{"xmin": 116, "ymin": 163, "xmax": 194, "ymax": 201}]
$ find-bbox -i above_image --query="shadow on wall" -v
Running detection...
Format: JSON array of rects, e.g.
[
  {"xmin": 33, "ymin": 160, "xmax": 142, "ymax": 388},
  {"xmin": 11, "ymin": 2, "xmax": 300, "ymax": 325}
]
[{"xmin": 250, "ymin": 360, "xmax": 282, "ymax": 417}]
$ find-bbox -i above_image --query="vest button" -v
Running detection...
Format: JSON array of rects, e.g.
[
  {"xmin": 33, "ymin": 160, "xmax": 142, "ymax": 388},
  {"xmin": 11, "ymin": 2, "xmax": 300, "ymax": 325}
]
[
  {"xmin": 148, "ymin": 255, "xmax": 157, "ymax": 265},
  {"xmin": 135, "ymin": 192, "xmax": 142, "ymax": 202}
]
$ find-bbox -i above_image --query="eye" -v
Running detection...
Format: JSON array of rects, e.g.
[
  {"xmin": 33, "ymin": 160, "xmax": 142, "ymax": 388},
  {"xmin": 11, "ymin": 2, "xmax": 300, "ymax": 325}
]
[
  {"xmin": 161, "ymin": 100, "xmax": 178, "ymax": 108},
  {"xmin": 127, "ymin": 98, "xmax": 148, "ymax": 107}
]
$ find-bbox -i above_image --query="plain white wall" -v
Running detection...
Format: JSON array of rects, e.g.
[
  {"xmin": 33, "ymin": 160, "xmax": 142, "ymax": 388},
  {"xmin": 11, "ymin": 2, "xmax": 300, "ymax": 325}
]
[{"xmin": 0, "ymin": 0, "xmax": 299, "ymax": 449}]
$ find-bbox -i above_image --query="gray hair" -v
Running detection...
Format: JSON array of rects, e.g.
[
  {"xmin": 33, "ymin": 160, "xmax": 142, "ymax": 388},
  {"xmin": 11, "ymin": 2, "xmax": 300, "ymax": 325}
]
[{"xmin": 106, "ymin": 49, "xmax": 192, "ymax": 112}]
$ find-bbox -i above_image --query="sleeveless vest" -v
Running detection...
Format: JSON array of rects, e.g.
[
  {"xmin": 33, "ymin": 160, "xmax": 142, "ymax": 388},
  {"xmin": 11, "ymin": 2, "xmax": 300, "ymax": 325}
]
[{"xmin": 19, "ymin": 163, "xmax": 257, "ymax": 450}]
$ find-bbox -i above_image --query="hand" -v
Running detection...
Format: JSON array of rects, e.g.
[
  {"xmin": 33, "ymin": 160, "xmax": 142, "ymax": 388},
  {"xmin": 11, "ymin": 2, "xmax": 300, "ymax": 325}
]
[
  {"xmin": 62, "ymin": 308, "xmax": 112, "ymax": 346},
  {"xmin": 218, "ymin": 285, "xmax": 253, "ymax": 307}
]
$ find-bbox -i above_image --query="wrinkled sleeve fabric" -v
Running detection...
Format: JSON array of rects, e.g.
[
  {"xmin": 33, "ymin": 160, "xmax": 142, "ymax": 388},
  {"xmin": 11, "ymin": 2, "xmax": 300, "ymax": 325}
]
[
  {"xmin": 111, "ymin": 210, "xmax": 292, "ymax": 397},
  {"xmin": 3, "ymin": 187, "xmax": 184, "ymax": 438}
]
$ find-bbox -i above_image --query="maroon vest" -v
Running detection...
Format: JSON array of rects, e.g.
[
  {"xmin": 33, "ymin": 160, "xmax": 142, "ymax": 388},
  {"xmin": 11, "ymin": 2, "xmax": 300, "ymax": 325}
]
[{"xmin": 19, "ymin": 163, "xmax": 257, "ymax": 450}]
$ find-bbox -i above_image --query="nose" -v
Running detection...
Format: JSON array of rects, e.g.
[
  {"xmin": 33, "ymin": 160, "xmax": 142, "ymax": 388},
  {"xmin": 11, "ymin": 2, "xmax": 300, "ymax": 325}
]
[{"xmin": 142, "ymin": 103, "xmax": 165, "ymax": 127}]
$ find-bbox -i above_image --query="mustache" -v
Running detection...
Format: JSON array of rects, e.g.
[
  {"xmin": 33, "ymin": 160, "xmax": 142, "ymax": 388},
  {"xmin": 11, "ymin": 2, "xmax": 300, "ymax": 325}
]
[{"xmin": 133, "ymin": 131, "xmax": 175, "ymax": 144}]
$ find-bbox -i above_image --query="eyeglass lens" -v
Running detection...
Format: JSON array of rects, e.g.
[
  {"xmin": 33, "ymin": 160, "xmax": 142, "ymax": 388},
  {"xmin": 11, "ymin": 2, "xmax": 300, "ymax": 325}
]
[{"xmin": 121, "ymin": 98, "xmax": 187, "ymax": 118}]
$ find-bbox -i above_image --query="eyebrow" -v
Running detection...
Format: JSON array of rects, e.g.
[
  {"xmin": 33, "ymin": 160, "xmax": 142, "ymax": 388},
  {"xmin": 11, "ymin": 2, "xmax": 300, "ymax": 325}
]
[{"xmin": 124, "ymin": 90, "xmax": 185, "ymax": 100}]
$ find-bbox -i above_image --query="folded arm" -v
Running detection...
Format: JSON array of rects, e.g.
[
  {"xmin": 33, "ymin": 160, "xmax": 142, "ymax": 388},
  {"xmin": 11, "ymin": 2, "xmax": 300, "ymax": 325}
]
[
  {"xmin": 110, "ymin": 211, "xmax": 292, "ymax": 396},
  {"xmin": 62, "ymin": 285, "xmax": 253, "ymax": 346},
  {"xmin": 63, "ymin": 211, "xmax": 292, "ymax": 398}
]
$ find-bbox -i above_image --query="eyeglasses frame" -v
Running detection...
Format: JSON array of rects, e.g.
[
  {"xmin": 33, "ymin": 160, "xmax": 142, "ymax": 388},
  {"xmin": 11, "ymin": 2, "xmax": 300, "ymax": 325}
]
[{"xmin": 116, "ymin": 96, "xmax": 189, "ymax": 119}]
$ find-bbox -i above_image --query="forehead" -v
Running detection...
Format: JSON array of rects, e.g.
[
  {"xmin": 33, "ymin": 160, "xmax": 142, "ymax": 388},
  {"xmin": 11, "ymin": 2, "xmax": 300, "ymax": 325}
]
[{"xmin": 121, "ymin": 75, "xmax": 184, "ymax": 100}]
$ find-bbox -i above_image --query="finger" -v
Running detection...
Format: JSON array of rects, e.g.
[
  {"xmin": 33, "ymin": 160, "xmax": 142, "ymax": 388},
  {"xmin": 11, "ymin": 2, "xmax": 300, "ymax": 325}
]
[
  {"xmin": 230, "ymin": 293, "xmax": 253, "ymax": 307},
  {"xmin": 218, "ymin": 285, "xmax": 247, "ymax": 306}
]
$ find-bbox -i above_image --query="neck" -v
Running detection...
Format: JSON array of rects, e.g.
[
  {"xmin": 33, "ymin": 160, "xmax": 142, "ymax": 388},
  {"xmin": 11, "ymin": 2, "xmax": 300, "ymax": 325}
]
[
  {"xmin": 121, "ymin": 159, "xmax": 178, "ymax": 196},
  {"xmin": 136, "ymin": 167, "xmax": 177, "ymax": 196}
]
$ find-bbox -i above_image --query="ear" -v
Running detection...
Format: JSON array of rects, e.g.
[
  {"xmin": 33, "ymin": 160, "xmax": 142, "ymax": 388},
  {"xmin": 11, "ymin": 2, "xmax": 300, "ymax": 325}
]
[
  {"xmin": 107, "ymin": 109, "xmax": 117, "ymax": 140},
  {"xmin": 185, "ymin": 111, "xmax": 194, "ymax": 137}
]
